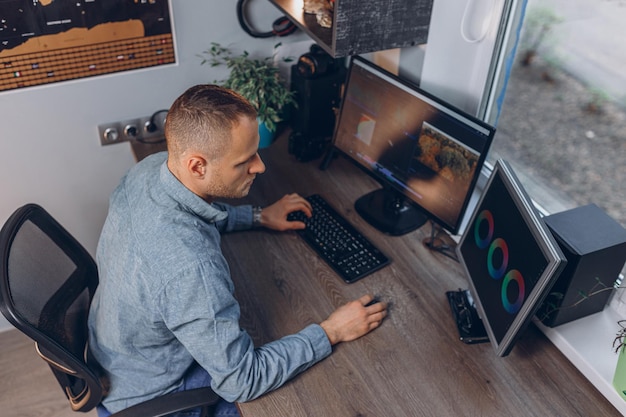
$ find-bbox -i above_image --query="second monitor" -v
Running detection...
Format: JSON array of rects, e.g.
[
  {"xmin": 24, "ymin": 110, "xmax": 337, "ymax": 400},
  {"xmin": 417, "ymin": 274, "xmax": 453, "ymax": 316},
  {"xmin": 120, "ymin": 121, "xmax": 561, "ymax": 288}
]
[{"xmin": 330, "ymin": 57, "xmax": 495, "ymax": 236}]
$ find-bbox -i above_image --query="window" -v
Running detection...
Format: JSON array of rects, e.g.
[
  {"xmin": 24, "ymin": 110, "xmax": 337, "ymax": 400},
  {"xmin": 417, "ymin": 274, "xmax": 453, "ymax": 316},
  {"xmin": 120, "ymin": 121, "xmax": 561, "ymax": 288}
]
[{"xmin": 488, "ymin": 0, "xmax": 625, "ymax": 231}]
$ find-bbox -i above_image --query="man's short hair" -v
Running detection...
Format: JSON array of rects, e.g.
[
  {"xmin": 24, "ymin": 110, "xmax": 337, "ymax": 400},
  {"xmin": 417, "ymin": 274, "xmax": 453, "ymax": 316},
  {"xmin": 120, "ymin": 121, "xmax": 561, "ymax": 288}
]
[{"xmin": 165, "ymin": 84, "xmax": 257, "ymax": 160}]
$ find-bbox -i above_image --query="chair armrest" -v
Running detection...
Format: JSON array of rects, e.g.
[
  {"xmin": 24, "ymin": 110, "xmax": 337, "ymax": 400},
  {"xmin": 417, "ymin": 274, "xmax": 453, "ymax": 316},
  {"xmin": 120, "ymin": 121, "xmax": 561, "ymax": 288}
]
[{"xmin": 109, "ymin": 387, "xmax": 221, "ymax": 417}]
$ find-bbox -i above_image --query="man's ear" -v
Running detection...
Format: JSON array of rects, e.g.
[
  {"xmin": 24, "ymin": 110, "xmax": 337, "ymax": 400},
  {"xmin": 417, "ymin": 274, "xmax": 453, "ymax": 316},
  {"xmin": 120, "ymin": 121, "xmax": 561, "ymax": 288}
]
[{"xmin": 187, "ymin": 155, "xmax": 208, "ymax": 178}]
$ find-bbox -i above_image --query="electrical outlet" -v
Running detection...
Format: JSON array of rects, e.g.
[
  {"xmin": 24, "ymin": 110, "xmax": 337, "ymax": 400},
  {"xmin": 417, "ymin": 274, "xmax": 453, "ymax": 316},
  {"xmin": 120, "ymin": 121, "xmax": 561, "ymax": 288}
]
[{"xmin": 98, "ymin": 114, "xmax": 166, "ymax": 146}]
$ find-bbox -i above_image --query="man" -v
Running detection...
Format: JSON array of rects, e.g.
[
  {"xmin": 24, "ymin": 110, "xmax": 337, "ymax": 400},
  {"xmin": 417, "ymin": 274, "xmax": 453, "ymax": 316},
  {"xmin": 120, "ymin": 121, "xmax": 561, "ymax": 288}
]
[{"xmin": 88, "ymin": 84, "xmax": 387, "ymax": 417}]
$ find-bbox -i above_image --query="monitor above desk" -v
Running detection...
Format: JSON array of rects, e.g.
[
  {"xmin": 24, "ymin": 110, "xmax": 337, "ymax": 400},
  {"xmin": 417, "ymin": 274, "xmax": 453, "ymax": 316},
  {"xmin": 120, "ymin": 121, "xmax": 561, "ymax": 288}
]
[{"xmin": 219, "ymin": 131, "xmax": 621, "ymax": 417}]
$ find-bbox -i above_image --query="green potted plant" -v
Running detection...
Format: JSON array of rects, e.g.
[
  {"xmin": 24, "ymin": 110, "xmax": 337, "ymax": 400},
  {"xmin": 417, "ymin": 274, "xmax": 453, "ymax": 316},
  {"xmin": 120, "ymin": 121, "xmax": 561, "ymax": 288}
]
[{"xmin": 199, "ymin": 42, "xmax": 296, "ymax": 147}]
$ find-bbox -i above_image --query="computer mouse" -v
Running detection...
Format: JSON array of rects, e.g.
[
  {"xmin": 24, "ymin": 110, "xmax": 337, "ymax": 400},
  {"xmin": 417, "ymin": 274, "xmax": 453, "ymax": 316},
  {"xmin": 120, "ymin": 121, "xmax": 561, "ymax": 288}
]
[{"xmin": 365, "ymin": 297, "xmax": 381, "ymax": 307}]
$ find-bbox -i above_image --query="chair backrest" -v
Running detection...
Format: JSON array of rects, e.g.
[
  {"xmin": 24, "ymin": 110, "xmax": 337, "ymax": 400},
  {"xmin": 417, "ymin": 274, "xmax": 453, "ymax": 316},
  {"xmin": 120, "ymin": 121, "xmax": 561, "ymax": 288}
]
[{"xmin": 0, "ymin": 204, "xmax": 105, "ymax": 412}]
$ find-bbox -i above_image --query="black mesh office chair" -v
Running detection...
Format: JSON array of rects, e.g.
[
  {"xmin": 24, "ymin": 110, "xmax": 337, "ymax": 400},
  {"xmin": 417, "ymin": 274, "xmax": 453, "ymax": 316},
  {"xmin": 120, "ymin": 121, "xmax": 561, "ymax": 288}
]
[{"xmin": 0, "ymin": 204, "xmax": 220, "ymax": 417}]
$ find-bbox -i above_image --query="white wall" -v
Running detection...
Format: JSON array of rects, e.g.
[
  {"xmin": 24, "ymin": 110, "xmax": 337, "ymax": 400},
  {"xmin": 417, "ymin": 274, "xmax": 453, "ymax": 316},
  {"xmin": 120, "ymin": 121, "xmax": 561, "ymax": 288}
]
[
  {"xmin": 0, "ymin": 0, "xmax": 309, "ymax": 332},
  {"xmin": 420, "ymin": 0, "xmax": 509, "ymax": 117}
]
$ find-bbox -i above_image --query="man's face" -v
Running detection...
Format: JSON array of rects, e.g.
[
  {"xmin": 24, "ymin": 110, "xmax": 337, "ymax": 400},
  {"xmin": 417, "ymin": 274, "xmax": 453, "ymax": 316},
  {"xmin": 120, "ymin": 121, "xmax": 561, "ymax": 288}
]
[{"xmin": 203, "ymin": 116, "xmax": 266, "ymax": 199}]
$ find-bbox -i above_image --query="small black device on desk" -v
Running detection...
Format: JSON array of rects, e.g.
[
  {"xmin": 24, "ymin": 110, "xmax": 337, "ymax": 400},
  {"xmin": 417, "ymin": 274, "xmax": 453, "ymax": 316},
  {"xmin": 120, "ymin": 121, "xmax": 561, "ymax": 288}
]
[
  {"xmin": 288, "ymin": 194, "xmax": 390, "ymax": 283},
  {"xmin": 446, "ymin": 289, "xmax": 489, "ymax": 344}
]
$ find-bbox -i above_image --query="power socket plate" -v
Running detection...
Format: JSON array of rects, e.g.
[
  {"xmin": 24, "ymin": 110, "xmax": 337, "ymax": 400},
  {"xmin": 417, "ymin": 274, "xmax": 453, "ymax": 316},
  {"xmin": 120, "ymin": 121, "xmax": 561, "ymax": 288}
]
[{"xmin": 98, "ymin": 115, "xmax": 165, "ymax": 146}]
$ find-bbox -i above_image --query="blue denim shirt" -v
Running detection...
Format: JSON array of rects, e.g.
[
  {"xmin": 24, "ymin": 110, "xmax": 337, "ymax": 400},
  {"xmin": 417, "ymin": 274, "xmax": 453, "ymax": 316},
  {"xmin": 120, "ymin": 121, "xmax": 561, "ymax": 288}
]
[{"xmin": 88, "ymin": 152, "xmax": 331, "ymax": 413}]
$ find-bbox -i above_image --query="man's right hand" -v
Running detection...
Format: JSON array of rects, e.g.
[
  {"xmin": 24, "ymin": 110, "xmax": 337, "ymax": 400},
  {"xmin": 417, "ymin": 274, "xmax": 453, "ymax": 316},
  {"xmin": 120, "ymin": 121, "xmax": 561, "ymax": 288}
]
[{"xmin": 320, "ymin": 294, "xmax": 388, "ymax": 346}]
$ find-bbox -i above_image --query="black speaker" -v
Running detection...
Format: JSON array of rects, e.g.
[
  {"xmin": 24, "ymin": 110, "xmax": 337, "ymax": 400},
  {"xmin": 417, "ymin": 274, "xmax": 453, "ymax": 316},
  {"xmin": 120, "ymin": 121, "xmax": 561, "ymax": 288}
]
[
  {"xmin": 538, "ymin": 204, "xmax": 626, "ymax": 327},
  {"xmin": 289, "ymin": 64, "xmax": 345, "ymax": 138}
]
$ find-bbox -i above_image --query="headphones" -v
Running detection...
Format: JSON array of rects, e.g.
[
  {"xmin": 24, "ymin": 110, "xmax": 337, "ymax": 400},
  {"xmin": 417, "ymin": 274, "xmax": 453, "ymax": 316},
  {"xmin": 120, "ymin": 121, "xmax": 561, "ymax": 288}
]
[
  {"xmin": 272, "ymin": 16, "xmax": 297, "ymax": 37},
  {"xmin": 236, "ymin": 0, "xmax": 297, "ymax": 38}
]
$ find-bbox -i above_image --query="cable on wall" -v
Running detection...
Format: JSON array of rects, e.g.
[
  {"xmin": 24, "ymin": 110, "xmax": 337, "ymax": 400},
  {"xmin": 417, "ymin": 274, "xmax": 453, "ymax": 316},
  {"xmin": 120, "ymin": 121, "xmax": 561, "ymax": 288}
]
[{"xmin": 137, "ymin": 109, "xmax": 168, "ymax": 144}]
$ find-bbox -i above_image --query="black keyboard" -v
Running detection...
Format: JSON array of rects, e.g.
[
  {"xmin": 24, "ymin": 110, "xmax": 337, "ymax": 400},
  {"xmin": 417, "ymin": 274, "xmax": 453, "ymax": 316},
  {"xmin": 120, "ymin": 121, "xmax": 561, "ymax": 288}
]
[{"xmin": 287, "ymin": 194, "xmax": 390, "ymax": 283}]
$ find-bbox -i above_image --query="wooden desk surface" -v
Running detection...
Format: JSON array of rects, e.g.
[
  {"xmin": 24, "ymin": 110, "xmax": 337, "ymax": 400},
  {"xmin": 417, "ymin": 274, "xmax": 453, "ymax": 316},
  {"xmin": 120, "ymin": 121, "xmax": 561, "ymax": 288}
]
[{"xmin": 221, "ymin": 134, "xmax": 620, "ymax": 417}]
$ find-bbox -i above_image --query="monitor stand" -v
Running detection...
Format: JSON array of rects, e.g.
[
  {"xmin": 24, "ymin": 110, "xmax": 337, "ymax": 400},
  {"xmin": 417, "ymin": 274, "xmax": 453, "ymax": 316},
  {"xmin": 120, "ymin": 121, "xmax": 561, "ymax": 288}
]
[
  {"xmin": 446, "ymin": 289, "xmax": 489, "ymax": 344},
  {"xmin": 355, "ymin": 188, "xmax": 427, "ymax": 236},
  {"xmin": 422, "ymin": 221, "xmax": 458, "ymax": 261}
]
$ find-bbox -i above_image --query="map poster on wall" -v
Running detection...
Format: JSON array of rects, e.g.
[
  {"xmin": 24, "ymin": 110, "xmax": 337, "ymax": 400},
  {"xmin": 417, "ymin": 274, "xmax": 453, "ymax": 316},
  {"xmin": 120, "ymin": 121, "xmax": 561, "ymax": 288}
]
[{"xmin": 0, "ymin": 0, "xmax": 176, "ymax": 92}]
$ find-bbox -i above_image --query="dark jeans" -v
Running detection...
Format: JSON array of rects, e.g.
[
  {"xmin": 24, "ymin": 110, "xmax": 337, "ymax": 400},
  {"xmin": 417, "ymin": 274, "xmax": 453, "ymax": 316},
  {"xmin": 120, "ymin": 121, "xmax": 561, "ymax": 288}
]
[
  {"xmin": 96, "ymin": 364, "xmax": 240, "ymax": 417},
  {"xmin": 172, "ymin": 363, "xmax": 240, "ymax": 417}
]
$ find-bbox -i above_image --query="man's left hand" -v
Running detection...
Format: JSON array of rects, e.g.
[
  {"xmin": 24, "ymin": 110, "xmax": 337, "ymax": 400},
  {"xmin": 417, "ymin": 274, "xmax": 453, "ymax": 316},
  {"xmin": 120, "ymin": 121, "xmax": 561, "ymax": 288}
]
[{"xmin": 258, "ymin": 193, "xmax": 312, "ymax": 231}]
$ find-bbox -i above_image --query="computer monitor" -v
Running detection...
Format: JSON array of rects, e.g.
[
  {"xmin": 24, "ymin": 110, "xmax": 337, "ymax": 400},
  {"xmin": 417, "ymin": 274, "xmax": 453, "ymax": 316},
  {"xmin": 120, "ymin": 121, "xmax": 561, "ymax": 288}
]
[
  {"xmin": 454, "ymin": 159, "xmax": 567, "ymax": 356},
  {"xmin": 329, "ymin": 56, "xmax": 495, "ymax": 236}
]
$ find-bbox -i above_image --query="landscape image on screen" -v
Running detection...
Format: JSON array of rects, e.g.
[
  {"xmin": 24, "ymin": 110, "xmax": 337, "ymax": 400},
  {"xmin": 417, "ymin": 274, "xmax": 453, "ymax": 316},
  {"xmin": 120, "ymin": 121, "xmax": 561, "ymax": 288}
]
[{"xmin": 413, "ymin": 122, "xmax": 479, "ymax": 183}]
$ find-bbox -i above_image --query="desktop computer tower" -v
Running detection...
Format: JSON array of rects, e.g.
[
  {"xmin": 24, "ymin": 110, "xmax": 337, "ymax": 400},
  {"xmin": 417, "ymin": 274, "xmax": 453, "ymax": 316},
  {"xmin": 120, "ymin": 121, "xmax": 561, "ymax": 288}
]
[
  {"xmin": 289, "ymin": 64, "xmax": 345, "ymax": 137},
  {"xmin": 288, "ymin": 65, "xmax": 345, "ymax": 161},
  {"xmin": 538, "ymin": 204, "xmax": 626, "ymax": 327}
]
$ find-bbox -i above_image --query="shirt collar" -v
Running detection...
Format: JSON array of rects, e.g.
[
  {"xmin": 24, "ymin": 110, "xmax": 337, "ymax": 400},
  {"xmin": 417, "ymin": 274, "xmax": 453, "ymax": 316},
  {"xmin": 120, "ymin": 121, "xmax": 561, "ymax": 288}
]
[{"xmin": 159, "ymin": 158, "xmax": 228, "ymax": 223}]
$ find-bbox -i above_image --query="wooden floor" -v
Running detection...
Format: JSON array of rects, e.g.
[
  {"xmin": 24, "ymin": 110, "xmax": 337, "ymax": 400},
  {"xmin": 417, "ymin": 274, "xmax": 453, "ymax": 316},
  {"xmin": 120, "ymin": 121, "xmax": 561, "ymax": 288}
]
[{"xmin": 0, "ymin": 329, "xmax": 97, "ymax": 417}]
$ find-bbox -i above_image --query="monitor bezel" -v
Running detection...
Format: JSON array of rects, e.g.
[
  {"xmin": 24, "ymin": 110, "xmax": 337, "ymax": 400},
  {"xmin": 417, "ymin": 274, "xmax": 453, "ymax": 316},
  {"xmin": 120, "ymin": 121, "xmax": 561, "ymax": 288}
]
[
  {"xmin": 457, "ymin": 159, "xmax": 567, "ymax": 356},
  {"xmin": 329, "ymin": 56, "xmax": 496, "ymax": 235}
]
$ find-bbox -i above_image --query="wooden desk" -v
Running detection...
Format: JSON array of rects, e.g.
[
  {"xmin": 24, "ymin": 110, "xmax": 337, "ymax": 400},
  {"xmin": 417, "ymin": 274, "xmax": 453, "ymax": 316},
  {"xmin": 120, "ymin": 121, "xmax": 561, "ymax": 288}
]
[{"xmin": 221, "ymin": 134, "xmax": 620, "ymax": 416}]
